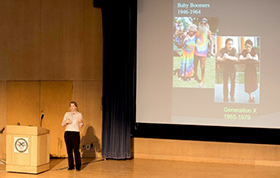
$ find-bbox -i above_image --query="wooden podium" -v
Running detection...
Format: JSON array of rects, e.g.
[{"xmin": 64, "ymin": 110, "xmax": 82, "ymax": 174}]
[{"xmin": 6, "ymin": 125, "xmax": 50, "ymax": 174}]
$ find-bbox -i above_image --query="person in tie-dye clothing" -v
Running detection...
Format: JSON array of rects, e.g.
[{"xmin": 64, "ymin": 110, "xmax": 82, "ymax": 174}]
[
  {"xmin": 194, "ymin": 18, "xmax": 214, "ymax": 88},
  {"xmin": 175, "ymin": 24, "xmax": 197, "ymax": 81}
]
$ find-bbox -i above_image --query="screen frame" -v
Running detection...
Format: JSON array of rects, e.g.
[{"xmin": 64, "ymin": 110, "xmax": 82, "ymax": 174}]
[{"xmin": 135, "ymin": 0, "xmax": 280, "ymax": 145}]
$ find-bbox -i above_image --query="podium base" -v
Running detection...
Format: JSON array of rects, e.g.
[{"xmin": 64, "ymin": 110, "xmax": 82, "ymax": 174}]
[{"xmin": 6, "ymin": 163, "xmax": 49, "ymax": 174}]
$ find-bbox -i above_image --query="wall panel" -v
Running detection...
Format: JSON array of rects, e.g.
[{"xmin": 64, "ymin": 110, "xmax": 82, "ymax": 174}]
[
  {"xmin": 7, "ymin": 0, "xmax": 41, "ymax": 80},
  {"xmin": 7, "ymin": 82, "xmax": 40, "ymax": 126},
  {"xmin": 73, "ymin": 81, "xmax": 102, "ymax": 158},
  {"xmin": 0, "ymin": 81, "xmax": 7, "ymax": 159},
  {"xmin": 0, "ymin": 1, "xmax": 10, "ymax": 80},
  {"xmin": 40, "ymin": 81, "xmax": 72, "ymax": 157},
  {"xmin": 83, "ymin": 0, "xmax": 102, "ymax": 80},
  {"xmin": 41, "ymin": 0, "xmax": 84, "ymax": 80}
]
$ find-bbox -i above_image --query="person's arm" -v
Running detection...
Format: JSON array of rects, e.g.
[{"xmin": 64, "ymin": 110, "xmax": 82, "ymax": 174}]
[
  {"xmin": 239, "ymin": 50, "xmax": 249, "ymax": 61},
  {"xmin": 239, "ymin": 52, "xmax": 247, "ymax": 60},
  {"xmin": 217, "ymin": 55, "xmax": 224, "ymax": 61},
  {"xmin": 240, "ymin": 49, "xmax": 258, "ymax": 61},
  {"xmin": 61, "ymin": 113, "xmax": 71, "ymax": 127},
  {"xmin": 216, "ymin": 49, "xmax": 225, "ymax": 61},
  {"xmin": 208, "ymin": 30, "xmax": 214, "ymax": 56},
  {"xmin": 250, "ymin": 54, "xmax": 258, "ymax": 60},
  {"xmin": 249, "ymin": 48, "xmax": 259, "ymax": 60},
  {"xmin": 226, "ymin": 48, "xmax": 238, "ymax": 61},
  {"xmin": 239, "ymin": 53, "xmax": 259, "ymax": 62},
  {"xmin": 225, "ymin": 54, "xmax": 238, "ymax": 61},
  {"xmin": 175, "ymin": 34, "xmax": 187, "ymax": 48},
  {"xmin": 78, "ymin": 114, "xmax": 84, "ymax": 128}
]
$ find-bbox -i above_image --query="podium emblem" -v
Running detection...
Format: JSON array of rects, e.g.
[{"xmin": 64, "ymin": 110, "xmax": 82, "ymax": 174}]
[{"xmin": 14, "ymin": 138, "xmax": 29, "ymax": 153}]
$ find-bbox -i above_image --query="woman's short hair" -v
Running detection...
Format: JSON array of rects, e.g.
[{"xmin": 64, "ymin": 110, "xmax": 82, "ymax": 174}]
[
  {"xmin": 225, "ymin": 38, "xmax": 233, "ymax": 46},
  {"xmin": 245, "ymin": 39, "xmax": 253, "ymax": 46}
]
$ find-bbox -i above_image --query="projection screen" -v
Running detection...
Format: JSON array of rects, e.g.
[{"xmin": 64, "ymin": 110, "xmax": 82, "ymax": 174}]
[{"xmin": 136, "ymin": 0, "xmax": 280, "ymax": 128}]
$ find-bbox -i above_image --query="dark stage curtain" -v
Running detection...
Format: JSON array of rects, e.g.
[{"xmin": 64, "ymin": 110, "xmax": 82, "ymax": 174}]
[{"xmin": 94, "ymin": 1, "xmax": 137, "ymax": 159}]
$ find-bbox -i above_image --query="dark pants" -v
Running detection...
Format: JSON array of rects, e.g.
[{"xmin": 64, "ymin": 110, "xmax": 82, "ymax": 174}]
[
  {"xmin": 64, "ymin": 131, "xmax": 81, "ymax": 169},
  {"xmin": 223, "ymin": 64, "xmax": 236, "ymax": 100}
]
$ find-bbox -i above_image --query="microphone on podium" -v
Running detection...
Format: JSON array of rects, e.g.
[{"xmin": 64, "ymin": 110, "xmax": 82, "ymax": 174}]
[
  {"xmin": 0, "ymin": 127, "xmax": 4, "ymax": 134},
  {"xmin": 40, "ymin": 113, "xmax": 45, "ymax": 127}
]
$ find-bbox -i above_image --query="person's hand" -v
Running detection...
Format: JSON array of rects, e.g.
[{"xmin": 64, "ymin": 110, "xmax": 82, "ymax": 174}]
[
  {"xmin": 78, "ymin": 118, "xmax": 83, "ymax": 123},
  {"xmin": 65, "ymin": 119, "xmax": 72, "ymax": 124},
  {"xmin": 223, "ymin": 53, "xmax": 229, "ymax": 60},
  {"xmin": 78, "ymin": 118, "xmax": 84, "ymax": 128},
  {"xmin": 247, "ymin": 53, "xmax": 252, "ymax": 59},
  {"xmin": 217, "ymin": 57, "xmax": 225, "ymax": 61}
]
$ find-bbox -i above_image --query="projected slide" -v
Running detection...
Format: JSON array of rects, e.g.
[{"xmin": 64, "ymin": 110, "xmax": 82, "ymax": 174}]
[
  {"xmin": 137, "ymin": 0, "xmax": 280, "ymax": 128},
  {"xmin": 173, "ymin": 17, "xmax": 218, "ymax": 88},
  {"xmin": 215, "ymin": 36, "xmax": 260, "ymax": 104}
]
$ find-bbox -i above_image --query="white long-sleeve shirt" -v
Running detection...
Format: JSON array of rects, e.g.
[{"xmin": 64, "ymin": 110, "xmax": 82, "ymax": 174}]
[{"xmin": 61, "ymin": 111, "xmax": 83, "ymax": 132}]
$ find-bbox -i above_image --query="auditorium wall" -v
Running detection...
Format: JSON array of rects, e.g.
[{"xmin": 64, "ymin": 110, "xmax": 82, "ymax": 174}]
[
  {"xmin": 133, "ymin": 138, "xmax": 280, "ymax": 166},
  {"xmin": 1, "ymin": 0, "xmax": 279, "ymax": 166},
  {"xmin": 0, "ymin": 0, "xmax": 102, "ymax": 159}
]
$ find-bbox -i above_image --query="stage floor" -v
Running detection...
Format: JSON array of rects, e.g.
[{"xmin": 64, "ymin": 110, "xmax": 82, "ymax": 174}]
[{"xmin": 1, "ymin": 158, "xmax": 280, "ymax": 178}]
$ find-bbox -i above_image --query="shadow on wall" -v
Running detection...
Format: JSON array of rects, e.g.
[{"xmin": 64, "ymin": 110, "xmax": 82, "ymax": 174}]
[{"xmin": 81, "ymin": 125, "xmax": 101, "ymax": 158}]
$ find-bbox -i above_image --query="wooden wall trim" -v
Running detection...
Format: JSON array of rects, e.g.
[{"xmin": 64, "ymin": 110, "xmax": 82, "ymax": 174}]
[{"xmin": 133, "ymin": 138, "xmax": 280, "ymax": 167}]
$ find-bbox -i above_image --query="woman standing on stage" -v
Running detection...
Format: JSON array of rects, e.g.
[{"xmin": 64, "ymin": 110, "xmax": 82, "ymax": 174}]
[{"xmin": 61, "ymin": 101, "xmax": 84, "ymax": 171}]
